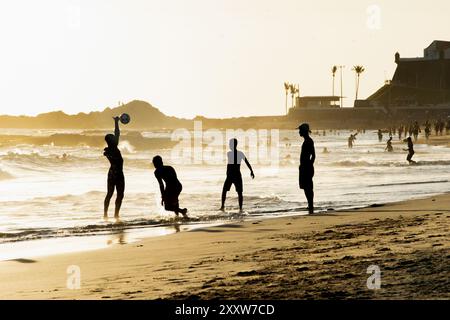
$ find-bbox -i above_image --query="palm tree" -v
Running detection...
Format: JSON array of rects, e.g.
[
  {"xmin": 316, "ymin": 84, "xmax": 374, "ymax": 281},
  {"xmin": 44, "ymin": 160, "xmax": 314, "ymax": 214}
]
[
  {"xmin": 289, "ymin": 84, "xmax": 298, "ymax": 109},
  {"xmin": 352, "ymin": 65, "xmax": 365, "ymax": 101},
  {"xmin": 284, "ymin": 82, "xmax": 290, "ymax": 115},
  {"xmin": 332, "ymin": 65, "xmax": 337, "ymax": 97}
]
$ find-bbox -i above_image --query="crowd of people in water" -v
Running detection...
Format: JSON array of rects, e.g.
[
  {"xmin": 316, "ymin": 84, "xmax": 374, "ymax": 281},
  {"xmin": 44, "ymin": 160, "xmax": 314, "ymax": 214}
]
[
  {"xmin": 103, "ymin": 117, "xmax": 449, "ymax": 219},
  {"xmin": 342, "ymin": 118, "xmax": 450, "ymax": 164}
]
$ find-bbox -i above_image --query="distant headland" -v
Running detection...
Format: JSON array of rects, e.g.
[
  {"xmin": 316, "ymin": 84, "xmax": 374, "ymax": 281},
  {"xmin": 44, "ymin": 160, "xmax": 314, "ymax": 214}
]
[{"xmin": 0, "ymin": 100, "xmax": 293, "ymax": 130}]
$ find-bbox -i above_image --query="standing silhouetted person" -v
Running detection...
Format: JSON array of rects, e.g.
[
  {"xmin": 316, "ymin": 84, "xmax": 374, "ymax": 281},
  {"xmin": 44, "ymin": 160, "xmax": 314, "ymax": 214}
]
[
  {"xmin": 398, "ymin": 125, "xmax": 404, "ymax": 140},
  {"xmin": 424, "ymin": 120, "xmax": 431, "ymax": 140},
  {"xmin": 153, "ymin": 156, "xmax": 188, "ymax": 218},
  {"xmin": 348, "ymin": 133, "xmax": 357, "ymax": 148},
  {"xmin": 377, "ymin": 129, "xmax": 383, "ymax": 142},
  {"xmin": 220, "ymin": 138, "xmax": 255, "ymax": 213},
  {"xmin": 439, "ymin": 119, "xmax": 445, "ymax": 135},
  {"xmin": 104, "ymin": 117, "xmax": 124, "ymax": 219},
  {"xmin": 403, "ymin": 137, "xmax": 416, "ymax": 164},
  {"xmin": 413, "ymin": 121, "xmax": 420, "ymax": 141},
  {"xmin": 298, "ymin": 123, "xmax": 316, "ymax": 214}
]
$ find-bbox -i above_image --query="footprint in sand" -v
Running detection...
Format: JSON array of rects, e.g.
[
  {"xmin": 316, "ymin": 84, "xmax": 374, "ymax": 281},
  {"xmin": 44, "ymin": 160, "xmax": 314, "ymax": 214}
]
[
  {"xmin": 432, "ymin": 243, "xmax": 443, "ymax": 247},
  {"xmin": 296, "ymin": 266, "xmax": 309, "ymax": 272},
  {"xmin": 122, "ymin": 290, "xmax": 143, "ymax": 295}
]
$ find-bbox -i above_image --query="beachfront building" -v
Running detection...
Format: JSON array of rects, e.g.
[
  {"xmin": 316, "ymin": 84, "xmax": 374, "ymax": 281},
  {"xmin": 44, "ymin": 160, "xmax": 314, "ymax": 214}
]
[
  {"xmin": 295, "ymin": 96, "xmax": 340, "ymax": 109},
  {"xmin": 361, "ymin": 40, "xmax": 450, "ymax": 108},
  {"xmin": 288, "ymin": 40, "xmax": 450, "ymax": 128}
]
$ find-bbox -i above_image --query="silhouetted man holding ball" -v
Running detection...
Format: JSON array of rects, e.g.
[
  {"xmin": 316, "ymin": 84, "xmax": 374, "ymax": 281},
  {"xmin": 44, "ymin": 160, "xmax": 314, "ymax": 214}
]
[
  {"xmin": 104, "ymin": 116, "xmax": 124, "ymax": 219},
  {"xmin": 298, "ymin": 123, "xmax": 315, "ymax": 214}
]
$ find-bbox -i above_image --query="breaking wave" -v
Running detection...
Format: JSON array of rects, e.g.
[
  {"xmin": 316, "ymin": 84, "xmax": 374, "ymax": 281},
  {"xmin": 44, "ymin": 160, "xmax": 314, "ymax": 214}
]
[
  {"xmin": 332, "ymin": 160, "xmax": 450, "ymax": 167},
  {"xmin": 0, "ymin": 133, "xmax": 178, "ymax": 150}
]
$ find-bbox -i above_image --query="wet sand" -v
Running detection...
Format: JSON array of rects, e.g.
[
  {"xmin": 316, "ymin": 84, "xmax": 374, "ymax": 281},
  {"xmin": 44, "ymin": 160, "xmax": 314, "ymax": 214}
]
[
  {"xmin": 425, "ymin": 134, "xmax": 450, "ymax": 147},
  {"xmin": 0, "ymin": 194, "xmax": 449, "ymax": 300}
]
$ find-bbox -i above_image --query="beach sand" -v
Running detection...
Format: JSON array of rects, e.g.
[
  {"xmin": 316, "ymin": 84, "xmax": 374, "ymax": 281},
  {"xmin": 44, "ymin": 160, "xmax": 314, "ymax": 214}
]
[{"xmin": 0, "ymin": 194, "xmax": 449, "ymax": 300}]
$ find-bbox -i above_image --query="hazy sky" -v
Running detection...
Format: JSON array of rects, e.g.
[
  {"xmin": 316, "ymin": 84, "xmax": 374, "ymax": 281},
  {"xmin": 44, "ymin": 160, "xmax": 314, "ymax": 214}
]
[{"xmin": 0, "ymin": 0, "xmax": 449, "ymax": 118}]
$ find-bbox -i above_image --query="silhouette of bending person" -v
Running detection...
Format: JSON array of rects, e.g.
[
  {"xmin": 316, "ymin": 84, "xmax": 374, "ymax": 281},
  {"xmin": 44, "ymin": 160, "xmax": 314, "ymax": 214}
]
[
  {"xmin": 403, "ymin": 137, "xmax": 416, "ymax": 164},
  {"xmin": 104, "ymin": 117, "xmax": 124, "ymax": 218},
  {"xmin": 220, "ymin": 138, "xmax": 255, "ymax": 213},
  {"xmin": 153, "ymin": 155, "xmax": 188, "ymax": 218},
  {"xmin": 298, "ymin": 123, "xmax": 316, "ymax": 214}
]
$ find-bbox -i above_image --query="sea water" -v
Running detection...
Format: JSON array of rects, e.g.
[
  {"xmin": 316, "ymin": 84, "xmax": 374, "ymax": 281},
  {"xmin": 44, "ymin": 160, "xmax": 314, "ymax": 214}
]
[{"xmin": 0, "ymin": 129, "xmax": 449, "ymax": 259}]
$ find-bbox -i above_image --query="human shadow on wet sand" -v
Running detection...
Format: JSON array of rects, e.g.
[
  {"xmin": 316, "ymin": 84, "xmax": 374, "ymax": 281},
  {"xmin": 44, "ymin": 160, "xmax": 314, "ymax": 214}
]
[{"xmin": 8, "ymin": 258, "xmax": 37, "ymax": 263}]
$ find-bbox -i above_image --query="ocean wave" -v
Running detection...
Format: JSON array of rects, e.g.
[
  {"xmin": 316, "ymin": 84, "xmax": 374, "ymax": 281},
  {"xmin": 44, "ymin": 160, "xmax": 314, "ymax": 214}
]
[
  {"xmin": 0, "ymin": 133, "xmax": 178, "ymax": 150},
  {"xmin": 0, "ymin": 212, "xmax": 259, "ymax": 244},
  {"xmin": 0, "ymin": 152, "xmax": 98, "ymax": 171},
  {"xmin": 0, "ymin": 191, "xmax": 310, "ymax": 243},
  {"xmin": 0, "ymin": 150, "xmax": 174, "ymax": 172},
  {"xmin": 332, "ymin": 160, "xmax": 450, "ymax": 167},
  {"xmin": 369, "ymin": 180, "xmax": 449, "ymax": 188}
]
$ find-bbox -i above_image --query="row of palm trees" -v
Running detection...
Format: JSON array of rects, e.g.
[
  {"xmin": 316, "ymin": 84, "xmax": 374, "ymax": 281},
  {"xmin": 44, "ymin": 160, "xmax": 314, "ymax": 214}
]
[
  {"xmin": 284, "ymin": 65, "xmax": 365, "ymax": 114},
  {"xmin": 283, "ymin": 82, "xmax": 299, "ymax": 115},
  {"xmin": 331, "ymin": 65, "xmax": 366, "ymax": 102}
]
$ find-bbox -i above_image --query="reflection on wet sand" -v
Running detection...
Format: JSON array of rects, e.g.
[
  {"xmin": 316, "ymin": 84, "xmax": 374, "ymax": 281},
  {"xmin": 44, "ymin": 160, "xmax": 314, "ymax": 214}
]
[{"xmin": 107, "ymin": 229, "xmax": 127, "ymax": 245}]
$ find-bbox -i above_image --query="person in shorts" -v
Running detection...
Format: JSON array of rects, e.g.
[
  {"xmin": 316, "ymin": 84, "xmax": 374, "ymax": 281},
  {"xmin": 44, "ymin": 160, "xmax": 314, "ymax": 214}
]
[
  {"xmin": 219, "ymin": 138, "xmax": 255, "ymax": 213},
  {"xmin": 298, "ymin": 123, "xmax": 316, "ymax": 214},
  {"xmin": 103, "ymin": 117, "xmax": 124, "ymax": 219}
]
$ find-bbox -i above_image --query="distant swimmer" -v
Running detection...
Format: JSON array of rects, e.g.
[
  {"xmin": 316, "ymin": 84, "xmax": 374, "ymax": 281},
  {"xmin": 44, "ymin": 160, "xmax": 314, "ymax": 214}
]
[
  {"xmin": 385, "ymin": 137, "xmax": 393, "ymax": 152},
  {"xmin": 298, "ymin": 123, "xmax": 316, "ymax": 214},
  {"xmin": 220, "ymin": 138, "xmax": 255, "ymax": 213},
  {"xmin": 153, "ymin": 155, "xmax": 188, "ymax": 218},
  {"xmin": 398, "ymin": 125, "xmax": 404, "ymax": 140},
  {"xmin": 413, "ymin": 121, "xmax": 420, "ymax": 141},
  {"xmin": 403, "ymin": 137, "xmax": 416, "ymax": 164},
  {"xmin": 323, "ymin": 147, "xmax": 330, "ymax": 154},
  {"xmin": 103, "ymin": 117, "xmax": 124, "ymax": 219},
  {"xmin": 439, "ymin": 119, "xmax": 445, "ymax": 135},
  {"xmin": 424, "ymin": 120, "xmax": 431, "ymax": 140},
  {"xmin": 348, "ymin": 133, "xmax": 357, "ymax": 148},
  {"xmin": 377, "ymin": 129, "xmax": 383, "ymax": 143},
  {"xmin": 56, "ymin": 153, "xmax": 68, "ymax": 161}
]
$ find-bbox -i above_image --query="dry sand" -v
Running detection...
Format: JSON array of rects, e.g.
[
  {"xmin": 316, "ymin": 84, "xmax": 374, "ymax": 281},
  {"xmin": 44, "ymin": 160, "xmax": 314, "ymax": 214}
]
[{"xmin": 0, "ymin": 194, "xmax": 449, "ymax": 300}]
